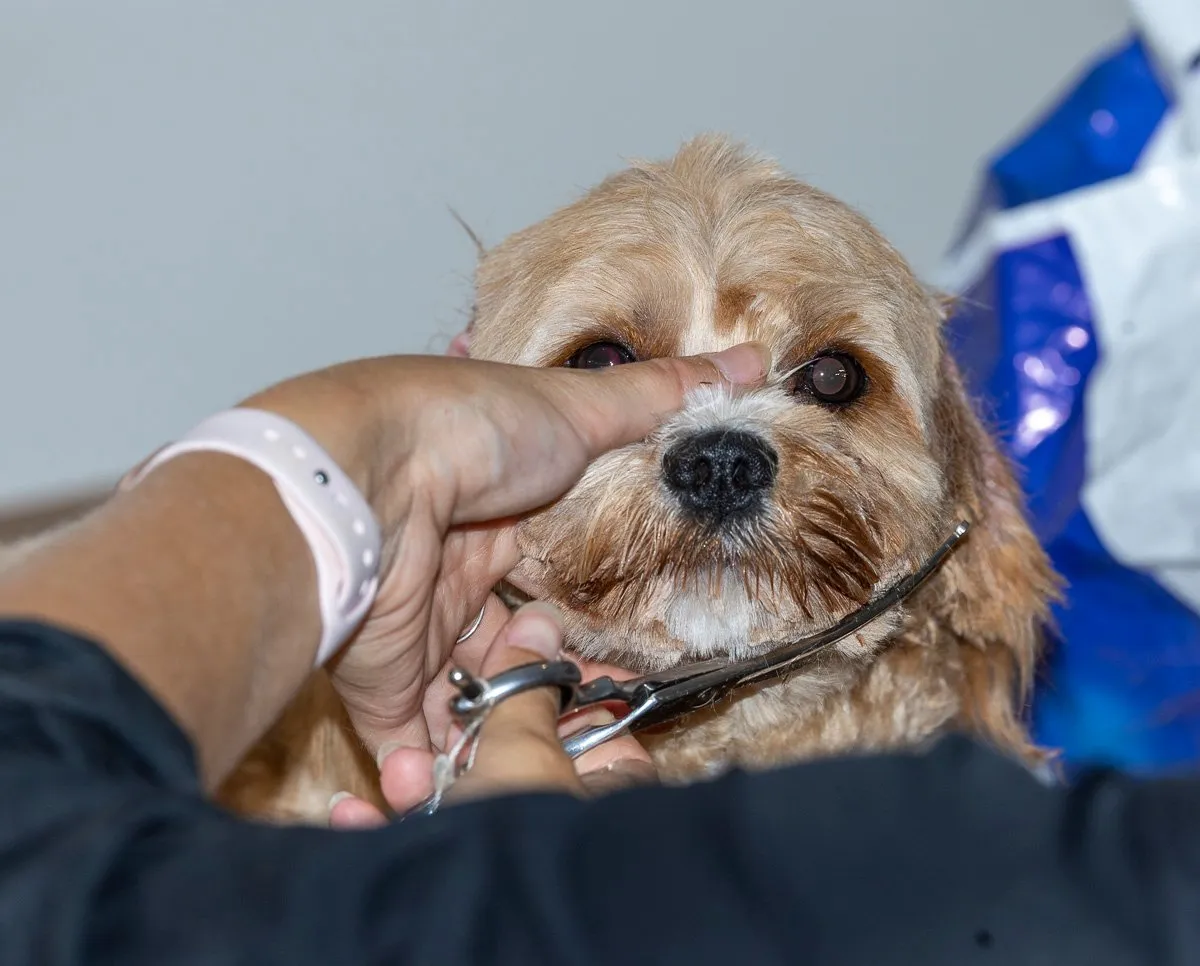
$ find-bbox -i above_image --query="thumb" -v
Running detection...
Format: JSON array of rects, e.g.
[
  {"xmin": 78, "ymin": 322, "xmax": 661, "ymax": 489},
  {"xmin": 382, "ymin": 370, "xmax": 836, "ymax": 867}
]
[{"xmin": 548, "ymin": 341, "xmax": 772, "ymax": 464}]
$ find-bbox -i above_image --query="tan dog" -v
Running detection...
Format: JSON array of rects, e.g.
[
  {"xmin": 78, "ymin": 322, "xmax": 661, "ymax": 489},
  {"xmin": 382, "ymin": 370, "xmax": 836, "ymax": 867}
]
[
  {"xmin": 2, "ymin": 135, "xmax": 1060, "ymax": 820},
  {"xmin": 458, "ymin": 135, "xmax": 1058, "ymax": 784}
]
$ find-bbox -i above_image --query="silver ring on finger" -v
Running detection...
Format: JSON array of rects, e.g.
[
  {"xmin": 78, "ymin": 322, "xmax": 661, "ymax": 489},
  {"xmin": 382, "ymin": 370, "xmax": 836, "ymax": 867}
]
[{"xmin": 455, "ymin": 605, "xmax": 487, "ymax": 644}]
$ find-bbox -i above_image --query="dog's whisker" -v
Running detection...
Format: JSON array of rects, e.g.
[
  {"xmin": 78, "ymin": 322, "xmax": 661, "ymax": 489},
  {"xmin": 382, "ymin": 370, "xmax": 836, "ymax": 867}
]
[{"xmin": 766, "ymin": 362, "xmax": 808, "ymax": 389}]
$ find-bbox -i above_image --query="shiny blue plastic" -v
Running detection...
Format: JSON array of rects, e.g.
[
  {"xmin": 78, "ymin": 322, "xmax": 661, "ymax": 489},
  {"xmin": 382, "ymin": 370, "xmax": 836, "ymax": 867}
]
[{"xmin": 945, "ymin": 33, "xmax": 1200, "ymax": 774}]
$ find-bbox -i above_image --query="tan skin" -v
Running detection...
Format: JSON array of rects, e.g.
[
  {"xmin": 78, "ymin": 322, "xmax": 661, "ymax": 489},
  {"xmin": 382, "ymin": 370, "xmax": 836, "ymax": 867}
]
[{"xmin": 0, "ymin": 344, "xmax": 770, "ymax": 816}]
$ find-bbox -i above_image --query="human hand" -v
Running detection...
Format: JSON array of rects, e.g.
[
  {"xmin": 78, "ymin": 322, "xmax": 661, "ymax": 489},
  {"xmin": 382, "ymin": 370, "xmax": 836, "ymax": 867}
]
[
  {"xmin": 243, "ymin": 343, "xmax": 771, "ymax": 766},
  {"xmin": 328, "ymin": 601, "xmax": 656, "ymax": 828}
]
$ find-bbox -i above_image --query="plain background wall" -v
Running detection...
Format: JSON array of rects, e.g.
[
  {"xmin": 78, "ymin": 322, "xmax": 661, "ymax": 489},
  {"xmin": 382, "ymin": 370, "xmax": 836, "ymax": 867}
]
[{"xmin": 0, "ymin": 0, "xmax": 1132, "ymax": 507}]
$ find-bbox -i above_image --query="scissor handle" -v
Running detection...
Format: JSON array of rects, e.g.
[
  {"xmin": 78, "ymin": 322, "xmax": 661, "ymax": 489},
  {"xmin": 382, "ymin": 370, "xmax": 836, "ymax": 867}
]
[
  {"xmin": 448, "ymin": 660, "xmax": 583, "ymax": 718},
  {"xmin": 396, "ymin": 660, "xmax": 587, "ymax": 823}
]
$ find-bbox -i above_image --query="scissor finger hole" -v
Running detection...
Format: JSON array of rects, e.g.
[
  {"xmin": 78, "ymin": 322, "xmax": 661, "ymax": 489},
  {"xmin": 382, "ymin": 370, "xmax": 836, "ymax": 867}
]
[{"xmin": 450, "ymin": 660, "xmax": 583, "ymax": 718}]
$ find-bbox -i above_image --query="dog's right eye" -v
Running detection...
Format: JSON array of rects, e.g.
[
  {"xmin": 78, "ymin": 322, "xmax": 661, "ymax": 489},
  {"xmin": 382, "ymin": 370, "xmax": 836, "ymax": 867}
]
[{"xmin": 565, "ymin": 341, "xmax": 637, "ymax": 369}]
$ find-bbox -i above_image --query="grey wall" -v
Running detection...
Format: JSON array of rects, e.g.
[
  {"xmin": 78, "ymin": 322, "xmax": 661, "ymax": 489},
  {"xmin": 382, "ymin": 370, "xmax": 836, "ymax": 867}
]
[{"xmin": 0, "ymin": 0, "xmax": 1131, "ymax": 505}]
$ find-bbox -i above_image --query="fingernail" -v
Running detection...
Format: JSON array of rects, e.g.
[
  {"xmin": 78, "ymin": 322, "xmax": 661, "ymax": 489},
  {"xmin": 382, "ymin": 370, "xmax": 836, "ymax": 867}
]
[
  {"xmin": 607, "ymin": 759, "xmax": 660, "ymax": 787},
  {"xmin": 519, "ymin": 599, "xmax": 564, "ymax": 623},
  {"xmin": 559, "ymin": 707, "xmax": 616, "ymax": 738},
  {"xmin": 705, "ymin": 342, "xmax": 771, "ymax": 384},
  {"xmin": 581, "ymin": 758, "xmax": 661, "ymax": 795},
  {"xmin": 375, "ymin": 740, "xmax": 403, "ymax": 769},
  {"xmin": 328, "ymin": 791, "xmax": 353, "ymax": 811},
  {"xmin": 510, "ymin": 601, "xmax": 564, "ymax": 661}
]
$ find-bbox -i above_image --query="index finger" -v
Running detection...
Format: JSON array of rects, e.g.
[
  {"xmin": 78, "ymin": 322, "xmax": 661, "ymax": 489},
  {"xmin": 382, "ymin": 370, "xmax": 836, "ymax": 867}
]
[{"xmin": 548, "ymin": 341, "xmax": 771, "ymax": 458}]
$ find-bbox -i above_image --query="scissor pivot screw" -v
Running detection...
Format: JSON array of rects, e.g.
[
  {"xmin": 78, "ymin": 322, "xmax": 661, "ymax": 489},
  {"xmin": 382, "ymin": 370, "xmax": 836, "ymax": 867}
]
[{"xmin": 448, "ymin": 666, "xmax": 485, "ymax": 700}]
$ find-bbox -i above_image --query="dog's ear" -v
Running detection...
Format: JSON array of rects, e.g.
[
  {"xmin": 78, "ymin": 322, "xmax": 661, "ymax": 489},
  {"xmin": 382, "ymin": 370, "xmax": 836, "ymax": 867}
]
[
  {"xmin": 446, "ymin": 206, "xmax": 486, "ymax": 359},
  {"xmin": 927, "ymin": 338, "xmax": 1060, "ymax": 765},
  {"xmin": 446, "ymin": 301, "xmax": 476, "ymax": 358},
  {"xmin": 446, "ymin": 327, "xmax": 472, "ymax": 358}
]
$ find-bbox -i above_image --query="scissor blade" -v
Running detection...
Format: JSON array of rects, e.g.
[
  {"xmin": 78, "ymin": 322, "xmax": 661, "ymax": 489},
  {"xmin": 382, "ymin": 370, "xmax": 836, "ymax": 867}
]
[
  {"xmin": 568, "ymin": 653, "xmax": 736, "ymax": 712},
  {"xmin": 559, "ymin": 520, "xmax": 969, "ymax": 757}
]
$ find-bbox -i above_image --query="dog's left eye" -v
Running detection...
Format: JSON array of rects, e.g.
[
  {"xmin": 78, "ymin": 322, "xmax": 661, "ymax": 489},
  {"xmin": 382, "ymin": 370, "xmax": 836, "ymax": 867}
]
[
  {"xmin": 792, "ymin": 352, "xmax": 866, "ymax": 405},
  {"xmin": 565, "ymin": 341, "xmax": 637, "ymax": 369}
]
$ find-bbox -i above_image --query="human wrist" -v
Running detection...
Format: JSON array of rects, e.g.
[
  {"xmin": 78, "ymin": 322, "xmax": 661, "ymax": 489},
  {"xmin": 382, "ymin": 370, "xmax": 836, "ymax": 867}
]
[{"xmin": 238, "ymin": 366, "xmax": 401, "ymax": 532}]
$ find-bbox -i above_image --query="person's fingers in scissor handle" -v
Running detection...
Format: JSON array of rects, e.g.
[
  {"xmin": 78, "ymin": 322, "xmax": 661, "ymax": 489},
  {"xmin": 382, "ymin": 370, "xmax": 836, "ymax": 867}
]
[
  {"xmin": 441, "ymin": 602, "xmax": 656, "ymax": 804},
  {"xmin": 328, "ymin": 603, "xmax": 656, "ymax": 828}
]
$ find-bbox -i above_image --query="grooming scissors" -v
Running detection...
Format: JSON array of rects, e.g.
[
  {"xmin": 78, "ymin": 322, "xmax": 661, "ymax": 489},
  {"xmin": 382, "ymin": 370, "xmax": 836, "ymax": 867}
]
[{"xmin": 402, "ymin": 520, "xmax": 969, "ymax": 818}]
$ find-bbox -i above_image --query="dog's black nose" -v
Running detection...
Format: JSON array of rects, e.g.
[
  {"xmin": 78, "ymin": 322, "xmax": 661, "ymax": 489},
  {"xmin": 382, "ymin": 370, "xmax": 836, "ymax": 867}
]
[{"xmin": 662, "ymin": 429, "xmax": 778, "ymax": 521}]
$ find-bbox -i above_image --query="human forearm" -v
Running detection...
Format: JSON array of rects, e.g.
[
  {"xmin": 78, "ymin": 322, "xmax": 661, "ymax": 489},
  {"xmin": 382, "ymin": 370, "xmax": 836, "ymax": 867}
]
[
  {"xmin": 0, "ymin": 451, "xmax": 321, "ymax": 785},
  {"xmin": 0, "ymin": 363, "xmax": 420, "ymax": 786}
]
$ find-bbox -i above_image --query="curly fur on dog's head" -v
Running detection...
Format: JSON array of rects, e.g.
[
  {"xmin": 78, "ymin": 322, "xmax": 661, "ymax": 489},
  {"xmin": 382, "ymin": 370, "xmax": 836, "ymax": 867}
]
[{"xmin": 462, "ymin": 135, "xmax": 1059, "ymax": 779}]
